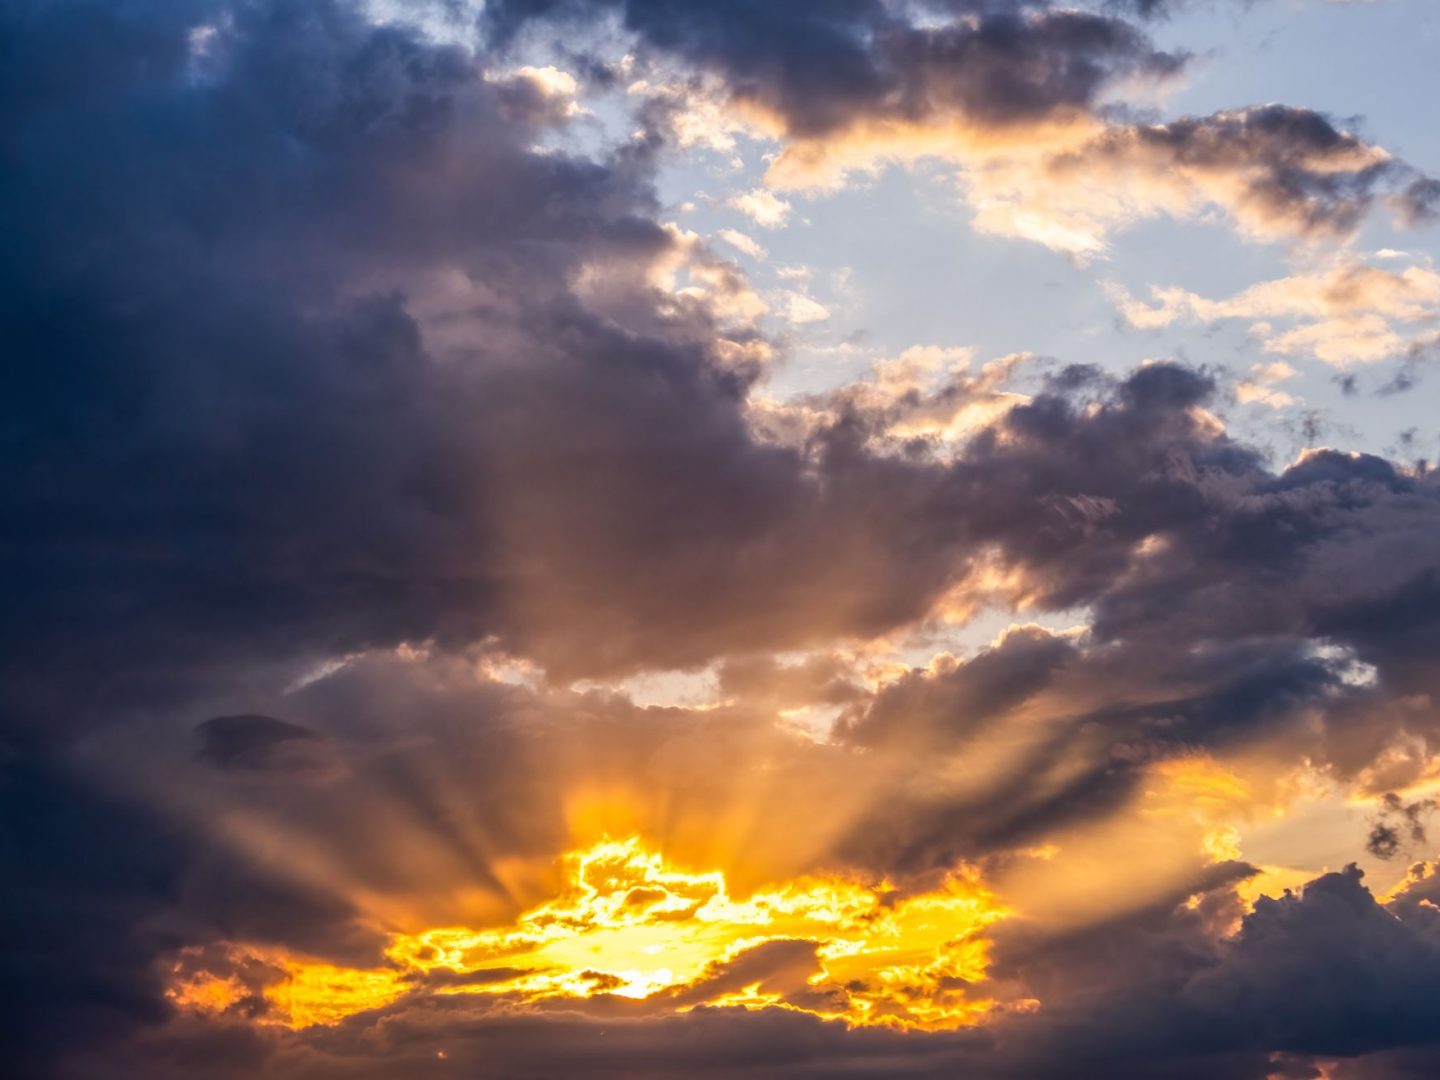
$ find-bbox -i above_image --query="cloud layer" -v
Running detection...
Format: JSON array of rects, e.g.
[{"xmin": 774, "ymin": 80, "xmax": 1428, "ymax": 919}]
[{"xmin": 3, "ymin": 1, "xmax": 1439, "ymax": 1078}]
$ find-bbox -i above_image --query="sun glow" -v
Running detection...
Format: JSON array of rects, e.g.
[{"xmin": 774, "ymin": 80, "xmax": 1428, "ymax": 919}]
[{"xmin": 168, "ymin": 838, "xmax": 1012, "ymax": 1032}]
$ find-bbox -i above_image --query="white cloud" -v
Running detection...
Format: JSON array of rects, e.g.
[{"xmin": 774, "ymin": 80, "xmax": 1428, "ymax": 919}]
[
  {"xmin": 1235, "ymin": 361, "xmax": 1298, "ymax": 409},
  {"xmin": 729, "ymin": 188, "xmax": 793, "ymax": 229},
  {"xmin": 716, "ymin": 229, "xmax": 766, "ymax": 259},
  {"xmin": 780, "ymin": 292, "xmax": 830, "ymax": 324},
  {"xmin": 1105, "ymin": 256, "xmax": 1440, "ymax": 366}
]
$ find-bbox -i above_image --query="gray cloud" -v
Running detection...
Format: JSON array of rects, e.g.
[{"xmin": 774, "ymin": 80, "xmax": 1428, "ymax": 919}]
[{"xmin": 487, "ymin": 0, "xmax": 1186, "ymax": 138}]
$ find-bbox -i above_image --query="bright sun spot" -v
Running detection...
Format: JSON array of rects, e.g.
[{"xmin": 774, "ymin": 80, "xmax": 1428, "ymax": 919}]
[{"xmin": 168, "ymin": 838, "xmax": 1013, "ymax": 1031}]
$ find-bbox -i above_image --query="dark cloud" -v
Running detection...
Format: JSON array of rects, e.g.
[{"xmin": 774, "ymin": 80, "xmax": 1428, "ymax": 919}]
[
  {"xmin": 715, "ymin": 653, "xmax": 865, "ymax": 709},
  {"xmin": 0, "ymin": 754, "xmax": 187, "ymax": 1077},
  {"xmin": 69, "ymin": 999, "xmax": 994, "ymax": 1080},
  {"xmin": 840, "ymin": 625, "xmax": 1076, "ymax": 749},
  {"xmin": 488, "ymin": 0, "xmax": 1185, "ymax": 138},
  {"xmin": 833, "ymin": 630, "xmax": 1343, "ymax": 873},
  {"xmin": 1366, "ymin": 794, "xmax": 1436, "ymax": 861},
  {"xmin": 923, "ymin": 864, "xmax": 1440, "ymax": 1077},
  {"xmin": 0, "ymin": 0, "xmax": 688, "ymax": 1066},
  {"xmin": 195, "ymin": 715, "xmax": 323, "ymax": 773},
  {"xmin": 1185, "ymin": 867, "xmax": 1440, "ymax": 1057},
  {"xmin": 487, "ymin": 1, "xmax": 1434, "ymax": 249},
  {"xmin": 1395, "ymin": 175, "xmax": 1440, "ymax": 225},
  {"xmin": 73, "ymin": 863, "xmax": 1440, "ymax": 1079},
  {"xmin": 6, "ymin": 0, "xmax": 1435, "ymax": 729},
  {"xmin": 1064, "ymin": 104, "xmax": 1423, "ymax": 239}
]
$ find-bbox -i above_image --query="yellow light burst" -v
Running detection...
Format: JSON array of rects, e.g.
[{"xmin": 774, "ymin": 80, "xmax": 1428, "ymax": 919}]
[{"xmin": 168, "ymin": 837, "xmax": 1012, "ymax": 1032}]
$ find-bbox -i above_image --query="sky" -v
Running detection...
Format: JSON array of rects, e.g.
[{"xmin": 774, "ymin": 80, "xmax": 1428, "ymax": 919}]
[{"xmin": 3, "ymin": 1, "xmax": 1440, "ymax": 1077}]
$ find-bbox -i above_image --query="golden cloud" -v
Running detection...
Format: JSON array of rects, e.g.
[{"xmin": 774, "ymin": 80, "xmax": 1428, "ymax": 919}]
[{"xmin": 169, "ymin": 837, "xmax": 1011, "ymax": 1032}]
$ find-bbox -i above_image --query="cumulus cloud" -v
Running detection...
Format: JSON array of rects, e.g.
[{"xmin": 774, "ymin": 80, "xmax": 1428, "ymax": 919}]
[
  {"xmin": 488, "ymin": 1, "xmax": 1185, "ymax": 145},
  {"xmin": 489, "ymin": 2, "xmax": 1439, "ymax": 255}
]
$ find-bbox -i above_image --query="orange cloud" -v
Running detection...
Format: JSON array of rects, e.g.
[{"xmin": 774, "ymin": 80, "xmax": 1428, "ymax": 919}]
[{"xmin": 169, "ymin": 837, "xmax": 1011, "ymax": 1032}]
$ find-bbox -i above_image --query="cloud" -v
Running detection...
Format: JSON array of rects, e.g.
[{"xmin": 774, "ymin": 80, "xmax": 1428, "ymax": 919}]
[
  {"xmin": 488, "ymin": 3, "xmax": 1438, "ymax": 255},
  {"xmin": 778, "ymin": 291, "xmax": 830, "ymax": 324},
  {"xmin": 5, "ymin": 2, "xmax": 1440, "ymax": 1078},
  {"xmin": 715, "ymin": 228, "xmax": 766, "ymax": 259},
  {"xmin": 1365, "ymin": 794, "xmax": 1436, "ymax": 860},
  {"xmin": 79, "ymin": 860, "xmax": 1440, "ymax": 1079},
  {"xmin": 1235, "ymin": 361, "xmax": 1298, "ymax": 409},
  {"xmin": 1183, "ymin": 866, "xmax": 1440, "ymax": 1057},
  {"xmin": 165, "ymin": 834, "xmax": 1006, "ymax": 1032},
  {"xmin": 1108, "ymin": 256, "xmax": 1440, "ymax": 365},
  {"xmin": 728, "ymin": 187, "xmax": 793, "ymax": 228},
  {"xmin": 195, "ymin": 715, "xmax": 325, "ymax": 773},
  {"xmin": 960, "ymin": 105, "xmax": 1432, "ymax": 258},
  {"xmin": 489, "ymin": 2, "xmax": 1184, "ymax": 143}
]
